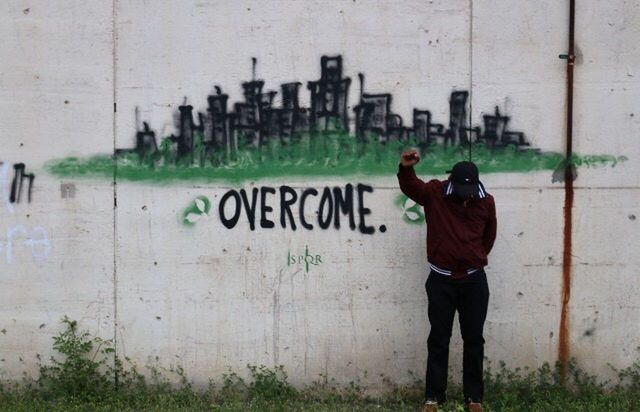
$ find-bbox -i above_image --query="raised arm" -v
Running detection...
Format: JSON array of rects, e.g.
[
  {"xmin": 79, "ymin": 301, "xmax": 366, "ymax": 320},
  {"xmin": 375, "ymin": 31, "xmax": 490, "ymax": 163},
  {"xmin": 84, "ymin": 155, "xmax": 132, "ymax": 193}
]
[{"xmin": 397, "ymin": 149, "xmax": 429, "ymax": 206}]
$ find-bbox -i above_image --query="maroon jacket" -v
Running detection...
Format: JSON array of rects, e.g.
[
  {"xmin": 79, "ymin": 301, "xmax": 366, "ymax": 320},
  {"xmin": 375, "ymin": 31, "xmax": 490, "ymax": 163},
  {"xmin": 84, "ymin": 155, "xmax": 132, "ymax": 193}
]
[{"xmin": 397, "ymin": 165, "xmax": 497, "ymax": 278}]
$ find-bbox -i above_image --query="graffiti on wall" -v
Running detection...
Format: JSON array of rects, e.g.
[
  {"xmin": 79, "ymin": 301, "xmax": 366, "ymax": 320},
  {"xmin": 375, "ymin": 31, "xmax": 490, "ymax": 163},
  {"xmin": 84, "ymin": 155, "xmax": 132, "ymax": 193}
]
[
  {"xmin": 182, "ymin": 196, "xmax": 212, "ymax": 226},
  {"xmin": 180, "ymin": 183, "xmax": 384, "ymax": 234},
  {"xmin": 10, "ymin": 163, "xmax": 35, "ymax": 204},
  {"xmin": 129, "ymin": 55, "xmax": 532, "ymax": 158},
  {"xmin": 395, "ymin": 194, "xmax": 425, "ymax": 225},
  {"xmin": 0, "ymin": 161, "xmax": 49, "ymax": 265},
  {"xmin": 0, "ymin": 225, "xmax": 51, "ymax": 265},
  {"xmin": 46, "ymin": 54, "xmax": 626, "ymax": 184},
  {"xmin": 287, "ymin": 245, "xmax": 323, "ymax": 273},
  {"xmin": 1, "ymin": 161, "xmax": 35, "ymax": 209}
]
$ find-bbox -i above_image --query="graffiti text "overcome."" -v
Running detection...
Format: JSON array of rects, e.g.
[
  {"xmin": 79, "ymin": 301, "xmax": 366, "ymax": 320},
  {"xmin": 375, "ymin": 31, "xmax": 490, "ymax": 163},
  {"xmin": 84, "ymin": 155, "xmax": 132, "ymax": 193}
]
[{"xmin": 215, "ymin": 183, "xmax": 382, "ymax": 234}]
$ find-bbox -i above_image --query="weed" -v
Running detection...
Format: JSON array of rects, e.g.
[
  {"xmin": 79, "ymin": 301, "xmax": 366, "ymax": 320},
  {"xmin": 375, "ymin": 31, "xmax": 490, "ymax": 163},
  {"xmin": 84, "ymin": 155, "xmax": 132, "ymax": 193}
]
[
  {"xmin": 1, "ymin": 317, "xmax": 639, "ymax": 411},
  {"xmin": 216, "ymin": 370, "xmax": 248, "ymax": 403},
  {"xmin": 247, "ymin": 364, "xmax": 297, "ymax": 401},
  {"xmin": 612, "ymin": 360, "xmax": 640, "ymax": 390},
  {"xmin": 36, "ymin": 316, "xmax": 114, "ymax": 401}
]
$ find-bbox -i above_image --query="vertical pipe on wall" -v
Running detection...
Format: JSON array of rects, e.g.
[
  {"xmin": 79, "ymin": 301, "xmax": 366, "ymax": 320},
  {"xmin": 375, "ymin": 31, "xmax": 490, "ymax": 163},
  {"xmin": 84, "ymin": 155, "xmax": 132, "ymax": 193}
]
[{"xmin": 558, "ymin": 0, "xmax": 576, "ymax": 384}]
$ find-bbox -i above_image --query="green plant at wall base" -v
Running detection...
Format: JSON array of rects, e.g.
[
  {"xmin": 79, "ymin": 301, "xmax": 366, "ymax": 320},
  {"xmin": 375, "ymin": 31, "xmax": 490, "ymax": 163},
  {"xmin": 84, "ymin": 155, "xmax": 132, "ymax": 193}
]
[
  {"xmin": 247, "ymin": 365, "xmax": 297, "ymax": 401},
  {"xmin": 45, "ymin": 130, "xmax": 628, "ymax": 184},
  {"xmin": 0, "ymin": 317, "xmax": 639, "ymax": 411},
  {"xmin": 36, "ymin": 316, "xmax": 115, "ymax": 400}
]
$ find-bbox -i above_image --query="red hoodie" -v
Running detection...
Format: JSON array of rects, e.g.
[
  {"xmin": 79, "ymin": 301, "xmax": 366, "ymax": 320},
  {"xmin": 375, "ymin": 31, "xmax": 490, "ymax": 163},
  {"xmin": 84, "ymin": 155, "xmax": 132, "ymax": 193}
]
[{"xmin": 397, "ymin": 164, "xmax": 497, "ymax": 279}]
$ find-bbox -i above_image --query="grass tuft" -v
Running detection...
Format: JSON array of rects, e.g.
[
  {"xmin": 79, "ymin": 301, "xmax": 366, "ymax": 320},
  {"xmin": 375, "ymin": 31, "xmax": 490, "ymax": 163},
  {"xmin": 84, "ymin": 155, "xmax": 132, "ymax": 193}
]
[{"xmin": 0, "ymin": 318, "xmax": 639, "ymax": 411}]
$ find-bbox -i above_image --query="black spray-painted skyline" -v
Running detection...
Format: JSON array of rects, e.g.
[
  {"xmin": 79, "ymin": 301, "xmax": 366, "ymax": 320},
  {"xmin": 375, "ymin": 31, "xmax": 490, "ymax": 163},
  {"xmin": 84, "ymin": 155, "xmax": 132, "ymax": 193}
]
[{"xmin": 121, "ymin": 54, "xmax": 531, "ymax": 161}]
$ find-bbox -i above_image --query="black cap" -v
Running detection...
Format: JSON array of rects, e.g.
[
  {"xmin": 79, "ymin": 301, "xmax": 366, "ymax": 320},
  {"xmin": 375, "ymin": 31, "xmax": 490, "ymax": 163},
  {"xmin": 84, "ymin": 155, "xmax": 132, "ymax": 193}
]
[{"xmin": 446, "ymin": 161, "xmax": 481, "ymax": 198}]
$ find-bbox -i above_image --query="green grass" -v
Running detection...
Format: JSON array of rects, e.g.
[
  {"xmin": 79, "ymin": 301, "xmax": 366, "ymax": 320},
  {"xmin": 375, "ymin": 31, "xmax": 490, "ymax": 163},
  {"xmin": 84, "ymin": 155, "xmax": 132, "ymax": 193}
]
[
  {"xmin": 2, "ymin": 363, "xmax": 640, "ymax": 411},
  {"xmin": 1, "ymin": 318, "xmax": 639, "ymax": 411},
  {"xmin": 45, "ymin": 131, "xmax": 627, "ymax": 184}
]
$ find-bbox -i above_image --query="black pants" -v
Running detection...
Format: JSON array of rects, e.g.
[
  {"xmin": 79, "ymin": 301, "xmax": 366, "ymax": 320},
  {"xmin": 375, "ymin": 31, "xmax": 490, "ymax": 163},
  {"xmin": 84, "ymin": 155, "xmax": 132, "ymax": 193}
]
[{"xmin": 424, "ymin": 270, "xmax": 490, "ymax": 403}]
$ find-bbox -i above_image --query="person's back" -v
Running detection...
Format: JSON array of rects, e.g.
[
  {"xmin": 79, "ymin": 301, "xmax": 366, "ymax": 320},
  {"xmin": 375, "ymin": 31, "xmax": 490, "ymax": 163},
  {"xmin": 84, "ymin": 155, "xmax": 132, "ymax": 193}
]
[{"xmin": 397, "ymin": 149, "xmax": 497, "ymax": 412}]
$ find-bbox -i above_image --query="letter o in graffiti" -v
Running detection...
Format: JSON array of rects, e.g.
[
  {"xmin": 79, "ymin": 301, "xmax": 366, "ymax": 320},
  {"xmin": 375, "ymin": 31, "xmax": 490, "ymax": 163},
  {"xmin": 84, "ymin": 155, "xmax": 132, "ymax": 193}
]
[
  {"xmin": 219, "ymin": 190, "xmax": 242, "ymax": 229},
  {"xmin": 318, "ymin": 187, "xmax": 333, "ymax": 230}
]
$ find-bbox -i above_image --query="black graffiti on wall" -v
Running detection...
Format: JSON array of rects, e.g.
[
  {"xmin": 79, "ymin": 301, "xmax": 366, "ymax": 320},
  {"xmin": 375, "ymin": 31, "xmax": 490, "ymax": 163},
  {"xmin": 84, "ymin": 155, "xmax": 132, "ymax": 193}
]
[
  {"xmin": 183, "ymin": 183, "xmax": 384, "ymax": 235},
  {"xmin": 119, "ymin": 54, "xmax": 530, "ymax": 163},
  {"xmin": 10, "ymin": 163, "xmax": 35, "ymax": 203},
  {"xmin": 217, "ymin": 183, "xmax": 379, "ymax": 234},
  {"xmin": 1, "ymin": 162, "xmax": 35, "ymax": 204}
]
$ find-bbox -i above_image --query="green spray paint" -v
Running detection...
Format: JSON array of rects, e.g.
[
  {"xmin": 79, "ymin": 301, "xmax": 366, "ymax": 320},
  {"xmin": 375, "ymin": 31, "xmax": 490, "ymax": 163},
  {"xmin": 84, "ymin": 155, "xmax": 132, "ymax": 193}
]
[
  {"xmin": 287, "ymin": 245, "xmax": 323, "ymax": 273},
  {"xmin": 395, "ymin": 194, "xmax": 426, "ymax": 225},
  {"xmin": 46, "ymin": 133, "xmax": 627, "ymax": 184},
  {"xmin": 180, "ymin": 195, "xmax": 211, "ymax": 226}
]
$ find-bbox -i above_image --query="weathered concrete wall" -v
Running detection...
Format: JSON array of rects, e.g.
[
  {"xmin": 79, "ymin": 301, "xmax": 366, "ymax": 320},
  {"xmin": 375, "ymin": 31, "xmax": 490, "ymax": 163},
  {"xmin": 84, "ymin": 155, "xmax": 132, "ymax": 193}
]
[{"xmin": 1, "ymin": 0, "xmax": 638, "ymax": 388}]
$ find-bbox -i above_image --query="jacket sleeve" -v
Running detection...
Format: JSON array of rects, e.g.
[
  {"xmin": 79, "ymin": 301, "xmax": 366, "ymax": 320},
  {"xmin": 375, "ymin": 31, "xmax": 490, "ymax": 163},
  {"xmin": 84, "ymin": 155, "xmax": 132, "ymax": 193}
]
[
  {"xmin": 397, "ymin": 164, "xmax": 430, "ymax": 206},
  {"xmin": 483, "ymin": 196, "xmax": 497, "ymax": 255}
]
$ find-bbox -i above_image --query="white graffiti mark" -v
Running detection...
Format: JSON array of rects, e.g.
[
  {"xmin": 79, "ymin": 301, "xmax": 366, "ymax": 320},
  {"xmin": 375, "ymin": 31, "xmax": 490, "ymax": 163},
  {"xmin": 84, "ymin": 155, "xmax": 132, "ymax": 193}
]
[
  {"xmin": 0, "ymin": 225, "xmax": 51, "ymax": 264},
  {"xmin": 22, "ymin": 226, "xmax": 51, "ymax": 263}
]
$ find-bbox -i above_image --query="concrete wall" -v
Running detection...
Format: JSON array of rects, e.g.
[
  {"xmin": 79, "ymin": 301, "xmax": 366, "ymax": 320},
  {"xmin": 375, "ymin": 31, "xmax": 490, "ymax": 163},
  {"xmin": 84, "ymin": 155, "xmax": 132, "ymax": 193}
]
[{"xmin": 1, "ymin": 0, "xmax": 639, "ymax": 388}]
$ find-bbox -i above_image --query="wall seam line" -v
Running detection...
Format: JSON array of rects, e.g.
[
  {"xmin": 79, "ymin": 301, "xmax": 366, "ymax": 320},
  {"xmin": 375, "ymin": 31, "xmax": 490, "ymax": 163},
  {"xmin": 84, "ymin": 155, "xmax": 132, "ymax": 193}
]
[
  {"xmin": 111, "ymin": 0, "xmax": 119, "ymax": 387},
  {"xmin": 469, "ymin": 0, "xmax": 474, "ymax": 161}
]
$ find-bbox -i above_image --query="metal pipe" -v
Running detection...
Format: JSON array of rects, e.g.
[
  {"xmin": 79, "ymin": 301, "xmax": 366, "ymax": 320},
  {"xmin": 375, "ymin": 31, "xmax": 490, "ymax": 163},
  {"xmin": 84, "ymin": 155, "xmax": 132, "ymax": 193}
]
[{"xmin": 558, "ymin": 0, "xmax": 576, "ymax": 384}]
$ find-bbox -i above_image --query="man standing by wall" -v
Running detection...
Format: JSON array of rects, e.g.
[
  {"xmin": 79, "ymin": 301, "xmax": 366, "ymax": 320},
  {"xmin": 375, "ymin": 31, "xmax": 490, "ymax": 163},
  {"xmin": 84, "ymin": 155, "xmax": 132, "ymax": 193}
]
[{"xmin": 397, "ymin": 149, "xmax": 497, "ymax": 412}]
